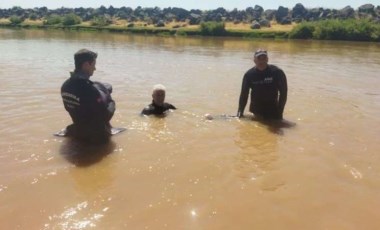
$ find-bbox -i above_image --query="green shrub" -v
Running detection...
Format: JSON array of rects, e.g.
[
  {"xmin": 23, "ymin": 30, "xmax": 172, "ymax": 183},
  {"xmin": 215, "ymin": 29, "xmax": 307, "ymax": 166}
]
[
  {"xmin": 175, "ymin": 30, "xmax": 187, "ymax": 36},
  {"xmin": 289, "ymin": 19, "xmax": 380, "ymax": 41},
  {"xmin": 91, "ymin": 15, "xmax": 112, "ymax": 26},
  {"xmin": 62, "ymin": 13, "xmax": 82, "ymax": 26},
  {"xmin": 29, "ymin": 14, "xmax": 38, "ymax": 20},
  {"xmin": 9, "ymin": 15, "xmax": 24, "ymax": 25},
  {"xmin": 200, "ymin": 21, "xmax": 226, "ymax": 36},
  {"xmin": 157, "ymin": 31, "xmax": 171, "ymax": 36},
  {"xmin": 43, "ymin": 14, "xmax": 62, "ymax": 25},
  {"xmin": 289, "ymin": 23, "xmax": 315, "ymax": 39}
]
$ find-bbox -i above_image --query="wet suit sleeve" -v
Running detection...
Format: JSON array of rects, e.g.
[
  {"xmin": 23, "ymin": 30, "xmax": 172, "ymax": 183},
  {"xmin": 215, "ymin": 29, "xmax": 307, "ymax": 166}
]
[
  {"xmin": 277, "ymin": 69, "xmax": 288, "ymax": 119},
  {"xmin": 93, "ymin": 82, "xmax": 115, "ymax": 121},
  {"xmin": 86, "ymin": 87, "xmax": 109, "ymax": 122},
  {"xmin": 168, "ymin": 104, "xmax": 176, "ymax": 110},
  {"xmin": 237, "ymin": 73, "xmax": 250, "ymax": 117},
  {"xmin": 141, "ymin": 106, "xmax": 152, "ymax": 115}
]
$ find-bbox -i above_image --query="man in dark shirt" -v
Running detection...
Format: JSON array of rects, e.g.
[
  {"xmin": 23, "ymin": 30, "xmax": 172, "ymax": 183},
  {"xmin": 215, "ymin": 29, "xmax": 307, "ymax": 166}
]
[
  {"xmin": 142, "ymin": 84, "xmax": 176, "ymax": 116},
  {"xmin": 61, "ymin": 49, "xmax": 115, "ymax": 143},
  {"xmin": 237, "ymin": 49, "xmax": 287, "ymax": 120}
]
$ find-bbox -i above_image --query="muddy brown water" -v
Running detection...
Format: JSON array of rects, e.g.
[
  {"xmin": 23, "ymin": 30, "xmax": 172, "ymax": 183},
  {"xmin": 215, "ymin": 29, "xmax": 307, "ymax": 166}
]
[{"xmin": 0, "ymin": 29, "xmax": 379, "ymax": 229}]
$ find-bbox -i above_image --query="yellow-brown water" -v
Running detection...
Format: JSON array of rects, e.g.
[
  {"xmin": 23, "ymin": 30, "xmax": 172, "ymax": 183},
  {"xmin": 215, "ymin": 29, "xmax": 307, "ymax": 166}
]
[{"xmin": 0, "ymin": 29, "xmax": 379, "ymax": 229}]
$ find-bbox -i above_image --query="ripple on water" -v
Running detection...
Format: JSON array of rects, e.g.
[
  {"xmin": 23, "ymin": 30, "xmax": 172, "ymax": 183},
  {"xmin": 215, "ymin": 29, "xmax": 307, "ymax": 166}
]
[{"xmin": 43, "ymin": 200, "xmax": 111, "ymax": 229}]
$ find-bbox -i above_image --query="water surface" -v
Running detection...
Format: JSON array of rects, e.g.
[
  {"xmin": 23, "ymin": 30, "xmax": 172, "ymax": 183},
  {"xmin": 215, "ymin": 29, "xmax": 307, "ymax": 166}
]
[{"xmin": 0, "ymin": 29, "xmax": 379, "ymax": 229}]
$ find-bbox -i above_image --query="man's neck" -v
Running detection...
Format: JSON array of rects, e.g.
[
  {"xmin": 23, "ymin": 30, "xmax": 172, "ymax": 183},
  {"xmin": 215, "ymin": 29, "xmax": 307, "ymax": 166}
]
[
  {"xmin": 152, "ymin": 100, "xmax": 164, "ymax": 107},
  {"xmin": 71, "ymin": 70, "xmax": 90, "ymax": 80},
  {"xmin": 256, "ymin": 65, "xmax": 268, "ymax": 71}
]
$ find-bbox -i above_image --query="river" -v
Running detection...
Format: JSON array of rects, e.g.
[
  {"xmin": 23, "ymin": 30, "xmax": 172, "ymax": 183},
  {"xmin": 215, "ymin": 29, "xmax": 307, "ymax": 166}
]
[{"xmin": 0, "ymin": 28, "xmax": 379, "ymax": 229}]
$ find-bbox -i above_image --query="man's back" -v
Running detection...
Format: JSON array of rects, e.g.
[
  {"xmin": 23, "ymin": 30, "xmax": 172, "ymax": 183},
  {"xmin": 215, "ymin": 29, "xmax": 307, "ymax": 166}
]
[{"xmin": 61, "ymin": 73, "xmax": 111, "ymax": 142}]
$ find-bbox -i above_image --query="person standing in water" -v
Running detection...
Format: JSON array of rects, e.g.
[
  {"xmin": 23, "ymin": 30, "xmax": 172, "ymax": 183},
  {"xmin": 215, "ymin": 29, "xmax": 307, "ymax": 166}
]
[
  {"xmin": 237, "ymin": 49, "xmax": 287, "ymax": 120},
  {"xmin": 61, "ymin": 49, "xmax": 115, "ymax": 143},
  {"xmin": 142, "ymin": 84, "xmax": 176, "ymax": 116}
]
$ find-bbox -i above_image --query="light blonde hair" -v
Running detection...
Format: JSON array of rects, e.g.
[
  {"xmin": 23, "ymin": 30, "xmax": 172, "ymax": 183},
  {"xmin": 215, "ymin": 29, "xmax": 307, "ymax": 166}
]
[{"xmin": 152, "ymin": 84, "xmax": 166, "ymax": 93}]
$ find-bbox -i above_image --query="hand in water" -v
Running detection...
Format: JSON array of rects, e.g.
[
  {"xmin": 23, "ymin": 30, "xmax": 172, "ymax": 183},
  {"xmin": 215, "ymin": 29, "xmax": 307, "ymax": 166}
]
[{"xmin": 237, "ymin": 111, "xmax": 244, "ymax": 118}]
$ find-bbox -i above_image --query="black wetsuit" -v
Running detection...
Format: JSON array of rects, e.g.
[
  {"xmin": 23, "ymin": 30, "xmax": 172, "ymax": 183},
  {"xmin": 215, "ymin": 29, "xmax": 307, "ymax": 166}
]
[
  {"xmin": 141, "ymin": 101, "xmax": 176, "ymax": 116},
  {"xmin": 238, "ymin": 64, "xmax": 287, "ymax": 120},
  {"xmin": 61, "ymin": 72, "xmax": 115, "ymax": 143}
]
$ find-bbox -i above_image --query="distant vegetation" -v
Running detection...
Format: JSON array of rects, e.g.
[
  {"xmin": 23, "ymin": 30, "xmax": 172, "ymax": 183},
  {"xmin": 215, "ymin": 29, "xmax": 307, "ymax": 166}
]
[
  {"xmin": 200, "ymin": 22, "xmax": 226, "ymax": 36},
  {"xmin": 1, "ymin": 4, "xmax": 379, "ymax": 26},
  {"xmin": 9, "ymin": 15, "xmax": 23, "ymax": 25},
  {"xmin": 43, "ymin": 14, "xmax": 62, "ymax": 25},
  {"xmin": 289, "ymin": 19, "xmax": 380, "ymax": 41},
  {"xmin": 62, "ymin": 13, "xmax": 82, "ymax": 26},
  {"xmin": 0, "ymin": 4, "xmax": 380, "ymax": 41},
  {"xmin": 91, "ymin": 15, "xmax": 113, "ymax": 26}
]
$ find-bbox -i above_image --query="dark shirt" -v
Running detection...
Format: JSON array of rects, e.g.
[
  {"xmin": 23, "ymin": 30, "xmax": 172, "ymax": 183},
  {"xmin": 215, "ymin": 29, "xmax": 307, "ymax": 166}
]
[
  {"xmin": 61, "ymin": 72, "xmax": 115, "ymax": 143},
  {"xmin": 141, "ymin": 101, "xmax": 176, "ymax": 116},
  {"xmin": 238, "ymin": 64, "xmax": 287, "ymax": 119}
]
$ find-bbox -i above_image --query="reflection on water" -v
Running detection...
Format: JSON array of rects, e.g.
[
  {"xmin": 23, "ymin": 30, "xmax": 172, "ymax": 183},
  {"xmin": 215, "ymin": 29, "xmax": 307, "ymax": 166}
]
[
  {"xmin": 234, "ymin": 117, "xmax": 297, "ymax": 192},
  {"xmin": 252, "ymin": 116, "xmax": 297, "ymax": 135},
  {"xmin": 59, "ymin": 139, "xmax": 116, "ymax": 167},
  {"xmin": 234, "ymin": 119, "xmax": 279, "ymax": 180},
  {"xmin": 0, "ymin": 28, "xmax": 380, "ymax": 229}
]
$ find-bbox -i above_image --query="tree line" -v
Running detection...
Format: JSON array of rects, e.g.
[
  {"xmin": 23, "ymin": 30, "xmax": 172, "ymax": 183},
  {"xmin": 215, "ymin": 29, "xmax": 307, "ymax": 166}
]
[{"xmin": 1, "ymin": 3, "xmax": 380, "ymax": 27}]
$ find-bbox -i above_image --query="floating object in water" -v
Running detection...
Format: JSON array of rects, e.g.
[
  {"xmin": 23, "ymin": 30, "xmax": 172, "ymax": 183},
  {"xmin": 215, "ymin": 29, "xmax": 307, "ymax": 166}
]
[
  {"xmin": 53, "ymin": 127, "xmax": 126, "ymax": 137},
  {"xmin": 204, "ymin": 114, "xmax": 238, "ymax": 120}
]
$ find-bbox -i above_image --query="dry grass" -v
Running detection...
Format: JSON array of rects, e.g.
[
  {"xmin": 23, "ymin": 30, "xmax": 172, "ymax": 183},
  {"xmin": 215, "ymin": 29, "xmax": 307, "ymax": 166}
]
[
  {"xmin": 22, "ymin": 19, "xmax": 43, "ymax": 25},
  {"xmin": 225, "ymin": 21, "xmax": 296, "ymax": 32},
  {"xmin": 109, "ymin": 20, "xmax": 295, "ymax": 32},
  {"xmin": 0, "ymin": 18, "xmax": 9, "ymax": 24},
  {"xmin": 0, "ymin": 17, "xmax": 295, "ymax": 34}
]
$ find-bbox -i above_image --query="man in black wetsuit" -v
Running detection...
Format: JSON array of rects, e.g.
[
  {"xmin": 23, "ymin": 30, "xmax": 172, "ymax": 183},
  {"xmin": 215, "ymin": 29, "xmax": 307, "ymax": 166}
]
[
  {"xmin": 61, "ymin": 49, "xmax": 115, "ymax": 143},
  {"xmin": 237, "ymin": 49, "xmax": 287, "ymax": 120},
  {"xmin": 142, "ymin": 84, "xmax": 176, "ymax": 116}
]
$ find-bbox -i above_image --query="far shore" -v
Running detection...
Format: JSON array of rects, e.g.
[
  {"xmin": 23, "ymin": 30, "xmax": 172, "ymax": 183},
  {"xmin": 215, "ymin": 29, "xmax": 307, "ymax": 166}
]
[
  {"xmin": 1, "ymin": 18, "xmax": 379, "ymax": 42},
  {"xmin": 0, "ymin": 18, "xmax": 293, "ymax": 39}
]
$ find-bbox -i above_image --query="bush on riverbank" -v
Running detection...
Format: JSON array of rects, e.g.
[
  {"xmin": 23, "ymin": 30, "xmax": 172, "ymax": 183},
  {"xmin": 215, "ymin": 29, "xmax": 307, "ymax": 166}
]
[
  {"xmin": 43, "ymin": 14, "xmax": 62, "ymax": 25},
  {"xmin": 200, "ymin": 21, "xmax": 226, "ymax": 36},
  {"xmin": 91, "ymin": 15, "xmax": 112, "ymax": 26},
  {"xmin": 9, "ymin": 15, "xmax": 23, "ymax": 25},
  {"xmin": 289, "ymin": 19, "xmax": 380, "ymax": 41},
  {"xmin": 62, "ymin": 13, "xmax": 81, "ymax": 26}
]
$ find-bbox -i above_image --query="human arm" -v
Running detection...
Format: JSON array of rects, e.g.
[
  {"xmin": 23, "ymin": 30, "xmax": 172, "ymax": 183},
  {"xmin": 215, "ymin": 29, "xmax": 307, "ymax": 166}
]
[
  {"xmin": 141, "ymin": 106, "xmax": 152, "ymax": 115},
  {"xmin": 93, "ymin": 82, "xmax": 115, "ymax": 121},
  {"xmin": 237, "ymin": 73, "xmax": 250, "ymax": 118},
  {"xmin": 168, "ymin": 104, "xmax": 176, "ymax": 110},
  {"xmin": 277, "ymin": 69, "xmax": 288, "ymax": 119}
]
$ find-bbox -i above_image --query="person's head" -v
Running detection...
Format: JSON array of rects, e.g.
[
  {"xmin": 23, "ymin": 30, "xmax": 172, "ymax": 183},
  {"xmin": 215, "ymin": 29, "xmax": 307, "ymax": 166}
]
[
  {"xmin": 152, "ymin": 84, "xmax": 166, "ymax": 106},
  {"xmin": 253, "ymin": 48, "xmax": 268, "ymax": 71},
  {"xmin": 74, "ymin": 49, "xmax": 97, "ymax": 76}
]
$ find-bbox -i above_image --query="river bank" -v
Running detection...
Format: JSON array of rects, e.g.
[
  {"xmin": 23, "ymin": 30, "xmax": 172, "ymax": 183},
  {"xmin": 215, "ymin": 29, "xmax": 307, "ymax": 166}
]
[
  {"xmin": 1, "ymin": 18, "xmax": 379, "ymax": 41},
  {"xmin": 0, "ymin": 20, "xmax": 290, "ymax": 39},
  {"xmin": 1, "ymin": 29, "xmax": 380, "ymax": 229}
]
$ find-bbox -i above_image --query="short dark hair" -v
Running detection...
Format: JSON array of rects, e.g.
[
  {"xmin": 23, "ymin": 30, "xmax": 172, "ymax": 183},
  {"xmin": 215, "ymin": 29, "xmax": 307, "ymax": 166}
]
[{"xmin": 74, "ymin": 49, "xmax": 97, "ymax": 71}]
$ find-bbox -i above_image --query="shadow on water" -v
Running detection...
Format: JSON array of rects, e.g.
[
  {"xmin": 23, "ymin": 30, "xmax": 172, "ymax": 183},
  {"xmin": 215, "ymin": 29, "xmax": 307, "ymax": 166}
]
[
  {"xmin": 251, "ymin": 117, "xmax": 297, "ymax": 135},
  {"xmin": 234, "ymin": 120, "xmax": 279, "ymax": 182},
  {"xmin": 234, "ymin": 117, "xmax": 295, "ymax": 190},
  {"xmin": 59, "ymin": 138, "xmax": 116, "ymax": 167}
]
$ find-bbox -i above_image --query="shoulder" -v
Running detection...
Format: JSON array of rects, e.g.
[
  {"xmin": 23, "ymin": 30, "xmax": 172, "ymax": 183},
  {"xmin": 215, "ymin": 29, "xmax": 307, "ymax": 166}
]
[
  {"xmin": 245, "ymin": 67, "xmax": 256, "ymax": 75},
  {"xmin": 62, "ymin": 77, "xmax": 91, "ymax": 88},
  {"xmin": 243, "ymin": 67, "xmax": 256, "ymax": 80},
  {"xmin": 165, "ymin": 103, "xmax": 176, "ymax": 110},
  {"xmin": 268, "ymin": 64, "xmax": 284, "ymax": 74},
  {"xmin": 141, "ymin": 104, "xmax": 154, "ymax": 115},
  {"xmin": 61, "ymin": 77, "xmax": 73, "ymax": 89}
]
